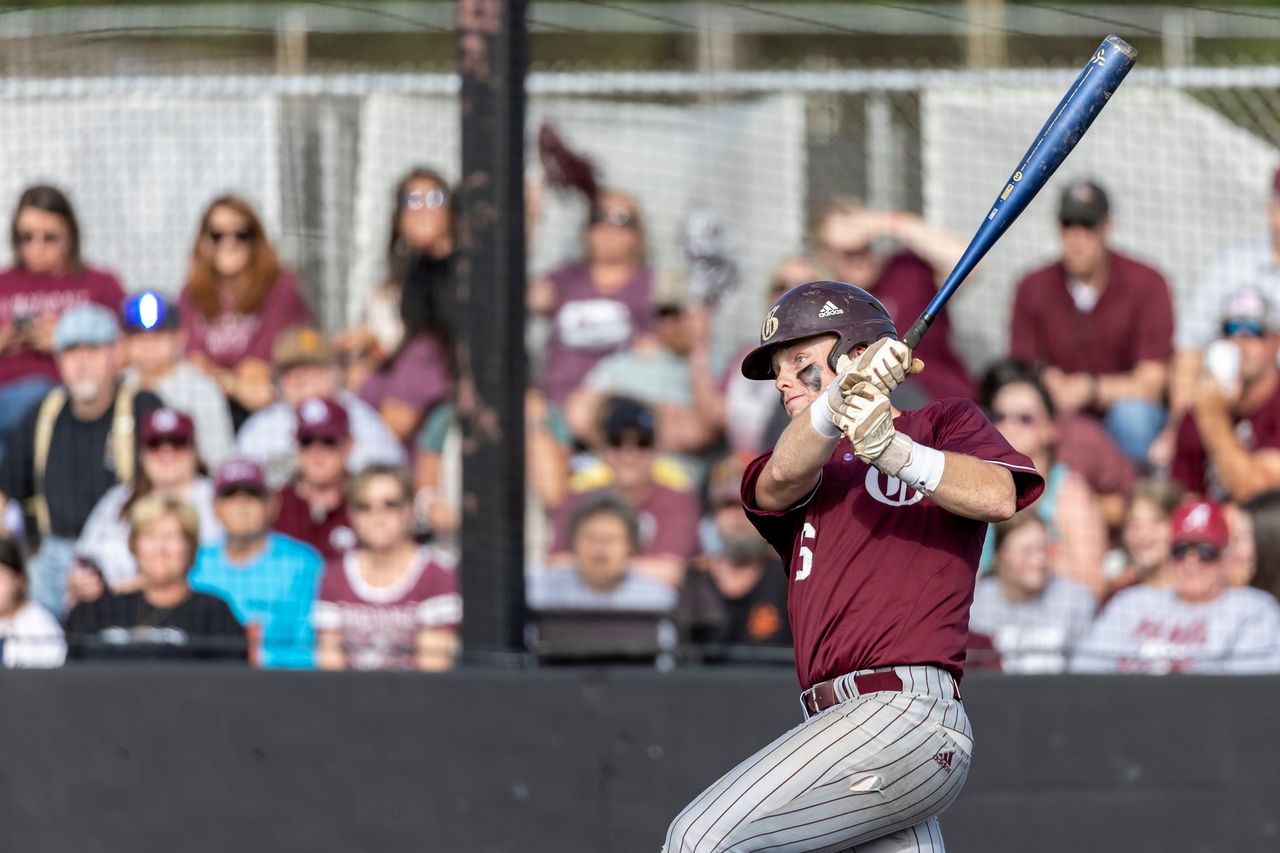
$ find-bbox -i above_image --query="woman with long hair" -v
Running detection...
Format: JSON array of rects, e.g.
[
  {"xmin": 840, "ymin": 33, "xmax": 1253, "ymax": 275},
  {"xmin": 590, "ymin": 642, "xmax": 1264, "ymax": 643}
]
[
  {"xmin": 337, "ymin": 167, "xmax": 455, "ymax": 444},
  {"xmin": 179, "ymin": 195, "xmax": 313, "ymax": 427},
  {"xmin": 529, "ymin": 188, "xmax": 656, "ymax": 407},
  {"xmin": 0, "ymin": 536, "xmax": 65, "ymax": 668},
  {"xmin": 0, "ymin": 185, "xmax": 125, "ymax": 455},
  {"xmin": 313, "ymin": 464, "xmax": 460, "ymax": 671},
  {"xmin": 73, "ymin": 408, "xmax": 222, "ymax": 598}
]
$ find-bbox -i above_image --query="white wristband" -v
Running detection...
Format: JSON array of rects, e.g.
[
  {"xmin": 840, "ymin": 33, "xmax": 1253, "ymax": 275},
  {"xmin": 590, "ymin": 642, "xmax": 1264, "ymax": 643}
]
[
  {"xmin": 896, "ymin": 441, "xmax": 945, "ymax": 492},
  {"xmin": 808, "ymin": 395, "xmax": 842, "ymax": 439}
]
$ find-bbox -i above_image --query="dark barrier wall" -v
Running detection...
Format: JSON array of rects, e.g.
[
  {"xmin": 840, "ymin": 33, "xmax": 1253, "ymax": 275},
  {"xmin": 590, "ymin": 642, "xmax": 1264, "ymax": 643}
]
[{"xmin": 1, "ymin": 668, "xmax": 1277, "ymax": 853}]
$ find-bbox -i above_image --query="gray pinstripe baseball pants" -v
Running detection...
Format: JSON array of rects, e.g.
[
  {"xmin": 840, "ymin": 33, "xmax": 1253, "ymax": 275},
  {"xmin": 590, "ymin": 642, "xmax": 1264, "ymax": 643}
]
[{"xmin": 664, "ymin": 666, "xmax": 973, "ymax": 853}]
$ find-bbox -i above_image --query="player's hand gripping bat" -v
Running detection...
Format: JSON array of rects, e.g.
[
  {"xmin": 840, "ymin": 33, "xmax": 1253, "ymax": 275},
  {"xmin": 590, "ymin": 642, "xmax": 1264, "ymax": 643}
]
[{"xmin": 900, "ymin": 35, "xmax": 1138, "ymax": 351}]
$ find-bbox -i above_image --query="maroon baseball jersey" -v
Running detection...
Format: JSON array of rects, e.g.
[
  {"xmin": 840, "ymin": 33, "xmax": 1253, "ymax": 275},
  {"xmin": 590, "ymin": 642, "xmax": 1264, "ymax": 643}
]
[
  {"xmin": 311, "ymin": 547, "xmax": 460, "ymax": 671},
  {"xmin": 742, "ymin": 398, "xmax": 1043, "ymax": 689},
  {"xmin": 873, "ymin": 252, "xmax": 975, "ymax": 402},
  {"xmin": 1009, "ymin": 250, "xmax": 1174, "ymax": 375},
  {"xmin": 272, "ymin": 482, "xmax": 357, "ymax": 562},
  {"xmin": 1171, "ymin": 384, "xmax": 1280, "ymax": 499}
]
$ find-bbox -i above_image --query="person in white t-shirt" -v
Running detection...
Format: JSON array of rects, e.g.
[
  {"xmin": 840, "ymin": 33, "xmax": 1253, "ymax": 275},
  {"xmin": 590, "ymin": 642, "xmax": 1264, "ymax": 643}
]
[
  {"xmin": 970, "ymin": 513, "xmax": 1096, "ymax": 674},
  {"xmin": 1072, "ymin": 497, "xmax": 1280, "ymax": 674},
  {"xmin": 0, "ymin": 536, "xmax": 65, "ymax": 668}
]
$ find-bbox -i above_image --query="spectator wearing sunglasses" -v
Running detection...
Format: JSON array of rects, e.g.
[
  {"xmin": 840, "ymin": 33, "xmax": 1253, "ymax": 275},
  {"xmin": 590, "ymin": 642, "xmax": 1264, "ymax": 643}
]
[
  {"xmin": 313, "ymin": 464, "xmax": 459, "ymax": 671},
  {"xmin": 548, "ymin": 397, "xmax": 699, "ymax": 589},
  {"xmin": 121, "ymin": 290, "xmax": 235, "ymax": 470},
  {"xmin": 1072, "ymin": 498, "xmax": 1280, "ymax": 674},
  {"xmin": 1171, "ymin": 288, "xmax": 1280, "ymax": 503},
  {"xmin": 529, "ymin": 189, "xmax": 656, "ymax": 408},
  {"xmin": 271, "ymin": 397, "xmax": 357, "ymax": 562},
  {"xmin": 179, "ymin": 195, "xmax": 313, "ymax": 429},
  {"xmin": 980, "ymin": 360, "xmax": 1113, "ymax": 595},
  {"xmin": 338, "ymin": 168, "xmax": 455, "ymax": 446},
  {"xmin": 0, "ymin": 185, "xmax": 125, "ymax": 457},
  {"xmin": 811, "ymin": 196, "xmax": 973, "ymax": 406},
  {"xmin": 74, "ymin": 408, "xmax": 222, "ymax": 596},
  {"xmin": 1166, "ymin": 167, "xmax": 1280, "ymax": 468},
  {"xmin": 1009, "ymin": 180, "xmax": 1174, "ymax": 463},
  {"xmin": 189, "ymin": 458, "xmax": 323, "ymax": 669}
]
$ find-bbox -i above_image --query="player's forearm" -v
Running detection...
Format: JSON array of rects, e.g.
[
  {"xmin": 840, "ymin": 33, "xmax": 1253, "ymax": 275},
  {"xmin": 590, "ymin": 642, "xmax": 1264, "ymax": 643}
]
[
  {"xmin": 756, "ymin": 409, "xmax": 838, "ymax": 511},
  {"xmin": 927, "ymin": 454, "xmax": 1016, "ymax": 523}
]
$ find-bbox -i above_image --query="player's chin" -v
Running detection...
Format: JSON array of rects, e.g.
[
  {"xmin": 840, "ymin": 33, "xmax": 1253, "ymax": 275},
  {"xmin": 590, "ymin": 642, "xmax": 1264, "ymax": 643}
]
[{"xmin": 783, "ymin": 394, "xmax": 810, "ymax": 417}]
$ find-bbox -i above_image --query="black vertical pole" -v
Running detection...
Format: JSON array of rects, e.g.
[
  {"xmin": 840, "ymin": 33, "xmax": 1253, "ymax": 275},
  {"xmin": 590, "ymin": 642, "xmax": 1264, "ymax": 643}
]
[{"xmin": 455, "ymin": 0, "xmax": 527, "ymax": 660}]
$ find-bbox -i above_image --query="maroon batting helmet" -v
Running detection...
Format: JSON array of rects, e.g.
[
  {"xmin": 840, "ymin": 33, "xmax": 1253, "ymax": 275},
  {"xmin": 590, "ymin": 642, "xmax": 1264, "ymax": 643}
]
[{"xmin": 740, "ymin": 280, "xmax": 897, "ymax": 380}]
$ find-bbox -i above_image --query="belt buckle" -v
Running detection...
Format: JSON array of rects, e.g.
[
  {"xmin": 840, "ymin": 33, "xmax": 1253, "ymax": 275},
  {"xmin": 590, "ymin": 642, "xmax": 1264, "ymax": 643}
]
[{"xmin": 803, "ymin": 686, "xmax": 818, "ymax": 715}]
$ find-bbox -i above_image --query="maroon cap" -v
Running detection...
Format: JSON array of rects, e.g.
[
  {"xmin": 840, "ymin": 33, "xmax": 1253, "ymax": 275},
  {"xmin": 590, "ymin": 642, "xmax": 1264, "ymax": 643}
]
[
  {"xmin": 295, "ymin": 397, "xmax": 350, "ymax": 442},
  {"xmin": 214, "ymin": 458, "xmax": 268, "ymax": 495},
  {"xmin": 1273, "ymin": 166, "xmax": 1280, "ymax": 197},
  {"xmin": 1171, "ymin": 498, "xmax": 1229, "ymax": 549},
  {"xmin": 140, "ymin": 408, "xmax": 195, "ymax": 446}
]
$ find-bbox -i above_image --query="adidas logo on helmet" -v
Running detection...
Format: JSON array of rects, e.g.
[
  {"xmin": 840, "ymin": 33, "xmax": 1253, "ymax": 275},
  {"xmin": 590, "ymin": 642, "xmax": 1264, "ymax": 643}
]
[{"xmin": 817, "ymin": 301, "xmax": 844, "ymax": 318}]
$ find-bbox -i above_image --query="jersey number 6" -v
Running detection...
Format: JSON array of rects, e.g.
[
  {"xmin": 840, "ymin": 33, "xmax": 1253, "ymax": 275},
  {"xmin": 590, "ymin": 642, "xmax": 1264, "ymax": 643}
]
[{"xmin": 796, "ymin": 522, "xmax": 816, "ymax": 581}]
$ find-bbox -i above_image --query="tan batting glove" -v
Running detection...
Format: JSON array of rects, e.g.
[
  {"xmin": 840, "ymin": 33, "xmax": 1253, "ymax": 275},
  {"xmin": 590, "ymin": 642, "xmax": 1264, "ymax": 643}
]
[
  {"xmin": 847, "ymin": 339, "xmax": 925, "ymax": 397},
  {"xmin": 835, "ymin": 382, "xmax": 914, "ymax": 476}
]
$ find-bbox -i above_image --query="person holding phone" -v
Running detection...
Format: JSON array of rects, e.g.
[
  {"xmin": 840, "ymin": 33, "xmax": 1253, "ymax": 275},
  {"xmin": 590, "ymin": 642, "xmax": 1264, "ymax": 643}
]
[
  {"xmin": 1172, "ymin": 287, "xmax": 1280, "ymax": 503},
  {"xmin": 0, "ymin": 186, "xmax": 125, "ymax": 456}
]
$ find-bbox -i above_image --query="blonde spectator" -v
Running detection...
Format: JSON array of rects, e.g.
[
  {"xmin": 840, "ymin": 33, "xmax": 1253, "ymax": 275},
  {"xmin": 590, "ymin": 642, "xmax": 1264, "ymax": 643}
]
[
  {"xmin": 179, "ymin": 195, "xmax": 313, "ymax": 427},
  {"xmin": 65, "ymin": 494, "xmax": 245, "ymax": 661},
  {"xmin": 313, "ymin": 464, "xmax": 460, "ymax": 672},
  {"xmin": 1103, "ymin": 477, "xmax": 1184, "ymax": 603},
  {"xmin": 0, "ymin": 537, "xmax": 65, "ymax": 668}
]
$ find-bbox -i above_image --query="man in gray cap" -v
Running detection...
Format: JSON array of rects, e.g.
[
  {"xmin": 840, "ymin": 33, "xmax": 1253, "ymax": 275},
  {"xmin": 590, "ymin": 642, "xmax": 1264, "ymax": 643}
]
[{"xmin": 0, "ymin": 303, "xmax": 162, "ymax": 615}]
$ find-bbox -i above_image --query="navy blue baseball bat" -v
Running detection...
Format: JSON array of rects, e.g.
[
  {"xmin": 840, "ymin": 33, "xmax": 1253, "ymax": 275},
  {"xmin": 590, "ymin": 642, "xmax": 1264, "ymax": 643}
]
[{"xmin": 902, "ymin": 34, "xmax": 1138, "ymax": 350}]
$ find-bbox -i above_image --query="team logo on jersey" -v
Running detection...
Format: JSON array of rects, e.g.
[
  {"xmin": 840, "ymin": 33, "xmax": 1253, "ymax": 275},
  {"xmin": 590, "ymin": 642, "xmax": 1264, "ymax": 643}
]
[
  {"xmin": 817, "ymin": 300, "xmax": 844, "ymax": 318},
  {"xmin": 761, "ymin": 305, "xmax": 780, "ymax": 341},
  {"xmin": 865, "ymin": 467, "xmax": 924, "ymax": 507}
]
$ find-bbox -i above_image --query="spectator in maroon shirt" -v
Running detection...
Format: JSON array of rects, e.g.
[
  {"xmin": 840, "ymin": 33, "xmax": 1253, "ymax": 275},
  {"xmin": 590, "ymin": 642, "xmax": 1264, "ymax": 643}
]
[
  {"xmin": 272, "ymin": 397, "xmax": 357, "ymax": 562},
  {"xmin": 0, "ymin": 185, "xmax": 125, "ymax": 457},
  {"xmin": 179, "ymin": 195, "xmax": 313, "ymax": 429},
  {"xmin": 530, "ymin": 190, "xmax": 656, "ymax": 407},
  {"xmin": 1009, "ymin": 180, "xmax": 1174, "ymax": 463},
  {"xmin": 1172, "ymin": 287, "xmax": 1280, "ymax": 503},
  {"xmin": 549, "ymin": 397, "xmax": 700, "ymax": 589},
  {"xmin": 812, "ymin": 196, "xmax": 972, "ymax": 405}
]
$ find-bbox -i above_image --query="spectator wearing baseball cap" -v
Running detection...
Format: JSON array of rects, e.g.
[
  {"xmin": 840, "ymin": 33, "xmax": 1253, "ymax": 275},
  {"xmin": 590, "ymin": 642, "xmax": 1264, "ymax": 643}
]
[
  {"xmin": 122, "ymin": 289, "xmax": 235, "ymax": 470},
  {"xmin": 179, "ymin": 195, "xmax": 313, "ymax": 428},
  {"xmin": 1009, "ymin": 179, "xmax": 1175, "ymax": 463},
  {"xmin": 1167, "ymin": 166, "xmax": 1280, "ymax": 460},
  {"xmin": 74, "ymin": 408, "xmax": 224, "ymax": 597},
  {"xmin": 189, "ymin": 458, "xmax": 324, "ymax": 669},
  {"xmin": 0, "ymin": 303, "xmax": 163, "ymax": 616},
  {"xmin": 271, "ymin": 397, "xmax": 357, "ymax": 562},
  {"xmin": 1171, "ymin": 287, "xmax": 1280, "ymax": 503},
  {"xmin": 0, "ymin": 185, "xmax": 125, "ymax": 459},
  {"xmin": 1072, "ymin": 498, "xmax": 1280, "ymax": 674},
  {"xmin": 547, "ymin": 397, "xmax": 700, "ymax": 589},
  {"xmin": 235, "ymin": 326, "xmax": 404, "ymax": 490}
]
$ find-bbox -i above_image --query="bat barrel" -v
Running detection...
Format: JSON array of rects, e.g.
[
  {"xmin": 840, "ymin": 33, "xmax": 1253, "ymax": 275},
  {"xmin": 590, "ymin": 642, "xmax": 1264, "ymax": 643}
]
[{"xmin": 904, "ymin": 35, "xmax": 1137, "ymax": 351}]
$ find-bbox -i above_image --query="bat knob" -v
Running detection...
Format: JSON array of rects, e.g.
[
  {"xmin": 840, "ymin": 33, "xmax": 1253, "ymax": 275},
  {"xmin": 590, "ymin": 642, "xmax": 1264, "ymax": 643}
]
[{"xmin": 909, "ymin": 358, "xmax": 925, "ymax": 376}]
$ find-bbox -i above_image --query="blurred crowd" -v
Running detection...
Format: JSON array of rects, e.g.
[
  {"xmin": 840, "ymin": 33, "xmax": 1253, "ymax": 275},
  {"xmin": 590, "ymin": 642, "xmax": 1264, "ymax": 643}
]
[{"xmin": 2, "ymin": 165, "xmax": 1280, "ymax": 676}]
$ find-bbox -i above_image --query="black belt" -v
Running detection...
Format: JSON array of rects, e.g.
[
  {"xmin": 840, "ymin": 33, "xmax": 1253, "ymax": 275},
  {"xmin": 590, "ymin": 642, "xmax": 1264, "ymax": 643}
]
[{"xmin": 800, "ymin": 671, "xmax": 905, "ymax": 717}]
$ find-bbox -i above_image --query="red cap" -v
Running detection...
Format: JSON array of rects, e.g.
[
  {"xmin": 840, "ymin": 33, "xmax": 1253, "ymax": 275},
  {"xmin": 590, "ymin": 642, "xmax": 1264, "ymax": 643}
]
[
  {"xmin": 295, "ymin": 397, "xmax": 350, "ymax": 442},
  {"xmin": 1273, "ymin": 166, "xmax": 1280, "ymax": 196},
  {"xmin": 140, "ymin": 408, "xmax": 195, "ymax": 446},
  {"xmin": 214, "ymin": 458, "xmax": 268, "ymax": 495},
  {"xmin": 1170, "ymin": 498, "xmax": 1229, "ymax": 548}
]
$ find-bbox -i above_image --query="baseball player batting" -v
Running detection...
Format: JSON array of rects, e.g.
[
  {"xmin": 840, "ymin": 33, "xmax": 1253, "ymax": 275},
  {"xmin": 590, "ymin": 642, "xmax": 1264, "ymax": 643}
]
[{"xmin": 663, "ymin": 281, "xmax": 1045, "ymax": 852}]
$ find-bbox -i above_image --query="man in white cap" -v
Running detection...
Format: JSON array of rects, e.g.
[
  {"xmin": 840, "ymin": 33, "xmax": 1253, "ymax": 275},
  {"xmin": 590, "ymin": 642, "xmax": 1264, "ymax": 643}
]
[{"xmin": 0, "ymin": 304, "xmax": 162, "ymax": 615}]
